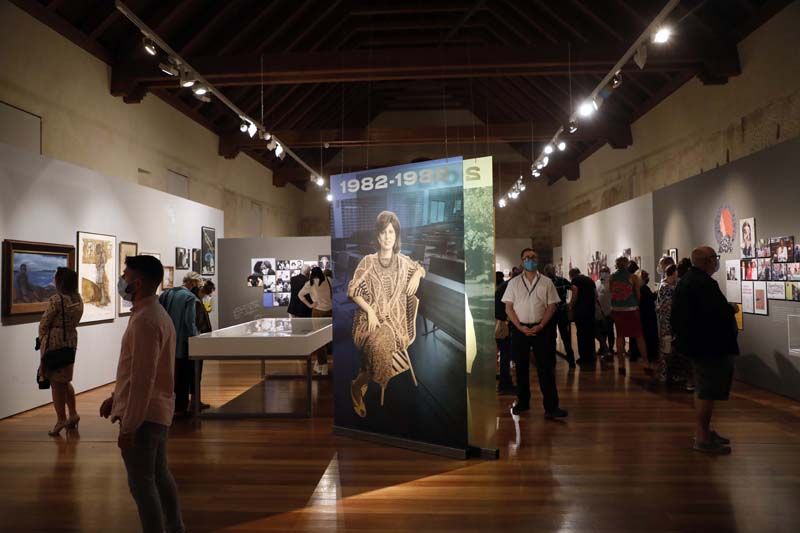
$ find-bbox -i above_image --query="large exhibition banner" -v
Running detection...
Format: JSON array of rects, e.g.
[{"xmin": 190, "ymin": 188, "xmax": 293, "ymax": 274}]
[{"xmin": 331, "ymin": 157, "xmax": 468, "ymax": 455}]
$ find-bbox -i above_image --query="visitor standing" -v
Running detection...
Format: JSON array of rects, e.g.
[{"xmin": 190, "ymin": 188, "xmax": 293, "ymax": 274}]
[
  {"xmin": 502, "ymin": 248, "xmax": 567, "ymax": 418},
  {"xmin": 288, "ymin": 265, "xmax": 312, "ymax": 318},
  {"xmin": 100, "ymin": 255, "xmax": 185, "ymax": 532},
  {"xmin": 609, "ymin": 256, "xmax": 648, "ymax": 375},
  {"xmin": 190, "ymin": 279, "xmax": 215, "ymax": 410},
  {"xmin": 298, "ymin": 266, "xmax": 333, "ymax": 375},
  {"xmin": 543, "ymin": 264, "xmax": 576, "ymax": 369},
  {"xmin": 159, "ymin": 272, "xmax": 202, "ymax": 416},
  {"xmin": 656, "ymin": 264, "xmax": 678, "ymax": 383},
  {"xmin": 495, "ymin": 271, "xmax": 514, "ymax": 394},
  {"xmin": 568, "ymin": 268, "xmax": 598, "ymax": 369},
  {"xmin": 37, "ymin": 267, "xmax": 84, "ymax": 436},
  {"xmin": 671, "ymin": 246, "xmax": 738, "ymax": 455},
  {"xmin": 595, "ymin": 266, "xmax": 614, "ymax": 360}
]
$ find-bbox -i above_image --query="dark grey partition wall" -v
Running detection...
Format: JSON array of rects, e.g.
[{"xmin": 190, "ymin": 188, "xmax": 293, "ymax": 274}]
[
  {"xmin": 218, "ymin": 237, "xmax": 330, "ymax": 328},
  {"xmin": 652, "ymin": 137, "xmax": 800, "ymax": 400}
]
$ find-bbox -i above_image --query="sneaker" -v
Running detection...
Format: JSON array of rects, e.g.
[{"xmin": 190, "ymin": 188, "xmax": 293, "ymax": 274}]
[
  {"xmin": 711, "ymin": 430, "xmax": 731, "ymax": 445},
  {"xmin": 693, "ymin": 439, "xmax": 731, "ymax": 455},
  {"xmin": 544, "ymin": 408, "xmax": 568, "ymax": 419},
  {"xmin": 511, "ymin": 403, "xmax": 530, "ymax": 416}
]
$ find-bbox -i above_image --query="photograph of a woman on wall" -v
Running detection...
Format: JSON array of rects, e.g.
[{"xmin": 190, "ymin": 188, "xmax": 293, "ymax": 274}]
[
  {"xmin": 348, "ymin": 211, "xmax": 426, "ymax": 418},
  {"xmin": 740, "ymin": 218, "xmax": 755, "ymax": 258}
]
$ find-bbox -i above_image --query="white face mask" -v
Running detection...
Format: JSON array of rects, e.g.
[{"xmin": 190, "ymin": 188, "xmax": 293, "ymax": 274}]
[{"xmin": 118, "ymin": 276, "xmax": 134, "ymax": 302}]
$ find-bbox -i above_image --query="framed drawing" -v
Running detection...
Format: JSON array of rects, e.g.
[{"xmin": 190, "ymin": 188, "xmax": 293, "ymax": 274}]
[
  {"xmin": 77, "ymin": 231, "xmax": 116, "ymax": 324},
  {"xmin": 163, "ymin": 266, "xmax": 175, "ymax": 289},
  {"xmin": 191, "ymin": 248, "xmax": 200, "ymax": 273},
  {"xmin": 2, "ymin": 240, "xmax": 75, "ymax": 323},
  {"xmin": 668, "ymin": 248, "xmax": 678, "ymax": 263},
  {"xmin": 753, "ymin": 281, "xmax": 768, "ymax": 315},
  {"xmin": 118, "ymin": 241, "xmax": 138, "ymax": 316},
  {"xmin": 741, "ymin": 281, "xmax": 754, "ymax": 314},
  {"xmin": 767, "ymin": 281, "xmax": 786, "ymax": 300},
  {"xmin": 175, "ymin": 247, "xmax": 190, "ymax": 270},
  {"xmin": 201, "ymin": 226, "xmax": 216, "ymax": 275}
]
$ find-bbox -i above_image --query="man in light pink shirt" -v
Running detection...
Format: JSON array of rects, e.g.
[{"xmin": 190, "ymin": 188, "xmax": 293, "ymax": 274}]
[{"xmin": 100, "ymin": 255, "xmax": 184, "ymax": 533}]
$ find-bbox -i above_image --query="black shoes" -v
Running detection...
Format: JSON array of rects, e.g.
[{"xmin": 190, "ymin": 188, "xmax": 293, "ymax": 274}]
[{"xmin": 545, "ymin": 408, "xmax": 569, "ymax": 419}]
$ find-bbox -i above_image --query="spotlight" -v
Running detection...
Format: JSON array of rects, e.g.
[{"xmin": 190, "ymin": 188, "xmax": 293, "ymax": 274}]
[
  {"xmin": 519, "ymin": 181, "xmax": 526, "ymax": 192},
  {"xmin": 557, "ymin": 141, "xmax": 566, "ymax": 151},
  {"xmin": 143, "ymin": 36, "xmax": 157, "ymax": 56},
  {"xmin": 240, "ymin": 122, "xmax": 248, "ymax": 133},
  {"xmin": 180, "ymin": 70, "xmax": 196, "ymax": 88},
  {"xmin": 536, "ymin": 162, "xmax": 544, "ymax": 170},
  {"xmin": 274, "ymin": 143, "xmax": 284, "ymax": 158},
  {"xmin": 653, "ymin": 27, "xmax": 671, "ymax": 44},
  {"xmin": 258, "ymin": 131, "xmax": 271, "ymax": 141},
  {"xmin": 532, "ymin": 170, "xmax": 541, "ymax": 178},
  {"xmin": 592, "ymin": 98, "xmax": 600, "ymax": 111},
  {"xmin": 542, "ymin": 156, "xmax": 549, "ymax": 167},
  {"xmin": 510, "ymin": 190, "xmax": 519, "ymax": 200},
  {"xmin": 611, "ymin": 71, "xmax": 622, "ymax": 89},
  {"xmin": 266, "ymin": 139, "xmax": 277, "ymax": 151},
  {"xmin": 326, "ymin": 192, "xmax": 333, "ymax": 202},
  {"xmin": 498, "ymin": 198, "xmax": 507, "ymax": 208},
  {"xmin": 568, "ymin": 120, "xmax": 578, "ymax": 134},
  {"xmin": 578, "ymin": 100, "xmax": 595, "ymax": 118},
  {"xmin": 315, "ymin": 176, "xmax": 325, "ymax": 187},
  {"xmin": 543, "ymin": 144, "xmax": 554, "ymax": 155},
  {"xmin": 192, "ymin": 84, "xmax": 208, "ymax": 96},
  {"xmin": 158, "ymin": 61, "xmax": 178, "ymax": 76},
  {"xmin": 247, "ymin": 123, "xmax": 258, "ymax": 138},
  {"xmin": 193, "ymin": 93, "xmax": 210, "ymax": 103}
]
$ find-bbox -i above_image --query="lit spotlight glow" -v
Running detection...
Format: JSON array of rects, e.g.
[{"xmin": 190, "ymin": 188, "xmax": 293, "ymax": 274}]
[
  {"xmin": 498, "ymin": 198, "xmax": 507, "ymax": 208},
  {"xmin": 578, "ymin": 100, "xmax": 595, "ymax": 118},
  {"xmin": 557, "ymin": 141, "xmax": 566, "ymax": 151},
  {"xmin": 543, "ymin": 144, "xmax": 554, "ymax": 155},
  {"xmin": 326, "ymin": 192, "xmax": 333, "ymax": 202},
  {"xmin": 653, "ymin": 27, "xmax": 671, "ymax": 44}
]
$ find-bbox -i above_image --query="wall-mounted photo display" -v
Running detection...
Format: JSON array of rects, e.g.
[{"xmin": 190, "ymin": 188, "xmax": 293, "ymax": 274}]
[
  {"xmin": 767, "ymin": 281, "xmax": 786, "ymax": 300},
  {"xmin": 772, "ymin": 262, "xmax": 788, "ymax": 281},
  {"xmin": 118, "ymin": 241, "xmax": 138, "ymax": 316},
  {"xmin": 794, "ymin": 243, "xmax": 800, "ymax": 262},
  {"xmin": 714, "ymin": 204, "xmax": 736, "ymax": 254},
  {"xmin": 304, "ymin": 260, "xmax": 318, "ymax": 271},
  {"xmin": 191, "ymin": 248, "xmax": 200, "ymax": 273},
  {"xmin": 786, "ymin": 263, "xmax": 800, "ymax": 281},
  {"xmin": 756, "ymin": 238, "xmax": 770, "ymax": 258},
  {"xmin": 263, "ymin": 275, "xmax": 276, "ymax": 293},
  {"xmin": 318, "ymin": 255, "xmax": 331, "ymax": 271},
  {"xmin": 741, "ymin": 281, "xmax": 755, "ymax": 314},
  {"xmin": 741, "ymin": 259, "xmax": 757, "ymax": 281},
  {"xmin": 2, "ymin": 240, "xmax": 75, "ymax": 322},
  {"xmin": 754, "ymin": 281, "xmax": 768, "ymax": 315},
  {"xmin": 201, "ymin": 226, "xmax": 216, "ymax": 275},
  {"xmin": 247, "ymin": 258, "xmax": 275, "ymax": 287},
  {"xmin": 788, "ymin": 281, "xmax": 800, "ymax": 302},
  {"xmin": 175, "ymin": 247, "xmax": 190, "ymax": 270},
  {"xmin": 668, "ymin": 248, "xmax": 678, "ymax": 263},
  {"xmin": 276, "ymin": 259, "xmax": 290, "ymax": 270},
  {"xmin": 725, "ymin": 259, "xmax": 741, "ymax": 303},
  {"xmin": 739, "ymin": 218, "xmax": 755, "ymax": 258},
  {"xmin": 162, "ymin": 266, "xmax": 175, "ymax": 289},
  {"xmin": 77, "ymin": 231, "xmax": 116, "ymax": 324},
  {"xmin": 275, "ymin": 293, "xmax": 290, "ymax": 307},
  {"xmin": 757, "ymin": 258, "xmax": 772, "ymax": 281},
  {"xmin": 770, "ymin": 235, "xmax": 794, "ymax": 263},
  {"xmin": 734, "ymin": 303, "xmax": 744, "ymax": 331}
]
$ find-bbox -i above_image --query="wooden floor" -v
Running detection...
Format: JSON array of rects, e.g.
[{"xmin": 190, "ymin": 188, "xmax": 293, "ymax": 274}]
[{"xmin": 1, "ymin": 358, "xmax": 800, "ymax": 533}]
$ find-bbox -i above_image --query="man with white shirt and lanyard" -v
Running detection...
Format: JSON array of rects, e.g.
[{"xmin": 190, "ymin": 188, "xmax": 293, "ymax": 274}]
[{"xmin": 502, "ymin": 248, "xmax": 568, "ymax": 418}]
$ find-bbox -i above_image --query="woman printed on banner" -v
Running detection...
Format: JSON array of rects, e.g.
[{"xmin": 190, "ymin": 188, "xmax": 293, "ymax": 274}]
[{"xmin": 348, "ymin": 211, "xmax": 425, "ymax": 418}]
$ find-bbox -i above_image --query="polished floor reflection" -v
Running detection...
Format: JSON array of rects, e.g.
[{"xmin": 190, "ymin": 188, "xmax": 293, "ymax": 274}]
[{"xmin": 1, "ymin": 359, "xmax": 799, "ymax": 532}]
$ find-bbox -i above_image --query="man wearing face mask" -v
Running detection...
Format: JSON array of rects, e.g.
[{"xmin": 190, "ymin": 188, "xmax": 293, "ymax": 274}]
[
  {"xmin": 502, "ymin": 248, "xmax": 567, "ymax": 418},
  {"xmin": 99, "ymin": 255, "xmax": 185, "ymax": 533},
  {"xmin": 672, "ymin": 246, "xmax": 739, "ymax": 455}
]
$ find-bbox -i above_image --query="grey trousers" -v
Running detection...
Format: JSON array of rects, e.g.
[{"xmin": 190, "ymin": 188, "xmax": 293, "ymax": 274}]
[{"xmin": 121, "ymin": 422, "xmax": 185, "ymax": 533}]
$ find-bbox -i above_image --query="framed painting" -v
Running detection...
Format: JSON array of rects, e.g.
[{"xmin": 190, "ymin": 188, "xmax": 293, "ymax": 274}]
[
  {"xmin": 118, "ymin": 241, "xmax": 138, "ymax": 316},
  {"xmin": 175, "ymin": 247, "xmax": 190, "ymax": 270},
  {"xmin": 191, "ymin": 248, "xmax": 201, "ymax": 273},
  {"xmin": 163, "ymin": 266, "xmax": 175, "ymax": 289},
  {"xmin": 2, "ymin": 240, "xmax": 75, "ymax": 323},
  {"xmin": 201, "ymin": 226, "xmax": 216, "ymax": 275},
  {"xmin": 77, "ymin": 231, "xmax": 116, "ymax": 324}
]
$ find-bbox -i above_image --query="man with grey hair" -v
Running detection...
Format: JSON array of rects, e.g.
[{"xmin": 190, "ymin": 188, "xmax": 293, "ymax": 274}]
[
  {"xmin": 672, "ymin": 246, "xmax": 739, "ymax": 454},
  {"xmin": 288, "ymin": 265, "xmax": 313, "ymax": 318}
]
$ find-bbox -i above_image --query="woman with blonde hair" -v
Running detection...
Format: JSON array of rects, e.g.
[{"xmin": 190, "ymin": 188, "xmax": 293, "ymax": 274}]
[
  {"xmin": 348, "ymin": 211, "xmax": 425, "ymax": 417},
  {"xmin": 38, "ymin": 267, "xmax": 84, "ymax": 436}
]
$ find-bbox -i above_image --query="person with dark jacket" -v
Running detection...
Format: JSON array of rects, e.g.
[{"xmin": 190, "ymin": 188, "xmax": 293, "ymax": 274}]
[
  {"xmin": 287, "ymin": 266, "xmax": 312, "ymax": 318},
  {"xmin": 544, "ymin": 264, "xmax": 576, "ymax": 369},
  {"xmin": 568, "ymin": 268, "xmax": 597, "ymax": 368},
  {"xmin": 495, "ymin": 271, "xmax": 515, "ymax": 394},
  {"xmin": 672, "ymin": 246, "xmax": 739, "ymax": 455}
]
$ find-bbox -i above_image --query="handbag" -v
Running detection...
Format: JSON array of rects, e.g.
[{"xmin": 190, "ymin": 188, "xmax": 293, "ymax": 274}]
[
  {"xmin": 494, "ymin": 319, "xmax": 509, "ymax": 340},
  {"xmin": 42, "ymin": 296, "xmax": 76, "ymax": 372}
]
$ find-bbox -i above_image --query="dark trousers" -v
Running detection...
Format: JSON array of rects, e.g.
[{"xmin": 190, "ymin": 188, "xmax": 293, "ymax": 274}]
[
  {"xmin": 605, "ymin": 315, "xmax": 616, "ymax": 352},
  {"xmin": 575, "ymin": 316, "xmax": 597, "ymax": 365},
  {"xmin": 174, "ymin": 359, "xmax": 194, "ymax": 413},
  {"xmin": 511, "ymin": 323, "xmax": 559, "ymax": 412},
  {"xmin": 497, "ymin": 335, "xmax": 513, "ymax": 389},
  {"xmin": 554, "ymin": 308, "xmax": 575, "ymax": 363},
  {"xmin": 121, "ymin": 422, "xmax": 184, "ymax": 533}
]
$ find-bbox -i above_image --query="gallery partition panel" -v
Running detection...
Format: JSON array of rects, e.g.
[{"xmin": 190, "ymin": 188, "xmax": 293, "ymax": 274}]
[
  {"xmin": 331, "ymin": 157, "xmax": 470, "ymax": 456},
  {"xmin": 652, "ymin": 137, "xmax": 800, "ymax": 400}
]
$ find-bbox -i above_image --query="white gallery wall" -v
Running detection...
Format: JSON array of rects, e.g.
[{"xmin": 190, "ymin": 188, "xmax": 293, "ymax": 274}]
[
  {"xmin": 561, "ymin": 193, "xmax": 655, "ymax": 276},
  {"xmin": 0, "ymin": 143, "xmax": 224, "ymax": 419}
]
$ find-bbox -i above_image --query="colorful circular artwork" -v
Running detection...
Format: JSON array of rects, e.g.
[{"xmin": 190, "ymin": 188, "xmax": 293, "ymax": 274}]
[{"xmin": 715, "ymin": 204, "xmax": 736, "ymax": 254}]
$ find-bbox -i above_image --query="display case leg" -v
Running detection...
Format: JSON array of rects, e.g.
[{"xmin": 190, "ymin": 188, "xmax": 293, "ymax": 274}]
[
  {"xmin": 306, "ymin": 356, "xmax": 313, "ymax": 417},
  {"xmin": 192, "ymin": 359, "xmax": 201, "ymax": 416}
]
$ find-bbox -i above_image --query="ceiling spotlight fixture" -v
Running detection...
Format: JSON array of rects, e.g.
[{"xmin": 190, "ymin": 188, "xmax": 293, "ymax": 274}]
[
  {"xmin": 192, "ymin": 84, "xmax": 208, "ymax": 96},
  {"xmin": 542, "ymin": 156, "xmax": 549, "ymax": 167},
  {"xmin": 180, "ymin": 70, "xmax": 196, "ymax": 88},
  {"xmin": 652, "ymin": 27, "xmax": 672, "ymax": 44},
  {"xmin": 510, "ymin": 189, "xmax": 519, "ymax": 200},
  {"xmin": 543, "ymin": 144, "xmax": 554, "ymax": 155},
  {"xmin": 611, "ymin": 71, "xmax": 622, "ymax": 89},
  {"xmin": 578, "ymin": 100, "xmax": 595, "ymax": 118},
  {"xmin": 536, "ymin": 162, "xmax": 544, "ymax": 170},
  {"xmin": 142, "ymin": 36, "xmax": 157, "ymax": 56},
  {"xmin": 266, "ymin": 139, "xmax": 277, "ymax": 151},
  {"xmin": 557, "ymin": 141, "xmax": 566, "ymax": 151},
  {"xmin": 568, "ymin": 120, "xmax": 578, "ymax": 134},
  {"xmin": 326, "ymin": 192, "xmax": 333, "ymax": 202},
  {"xmin": 533, "ymin": 170, "xmax": 541, "ymax": 178},
  {"xmin": 246, "ymin": 123, "xmax": 257, "ymax": 138},
  {"xmin": 239, "ymin": 122, "xmax": 248, "ymax": 133},
  {"xmin": 193, "ymin": 93, "xmax": 210, "ymax": 103},
  {"xmin": 316, "ymin": 176, "xmax": 325, "ymax": 187},
  {"xmin": 498, "ymin": 198, "xmax": 507, "ymax": 208},
  {"xmin": 274, "ymin": 143, "xmax": 284, "ymax": 158},
  {"xmin": 158, "ymin": 60, "xmax": 178, "ymax": 76},
  {"xmin": 258, "ymin": 131, "xmax": 272, "ymax": 141},
  {"xmin": 519, "ymin": 182, "xmax": 526, "ymax": 191}
]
